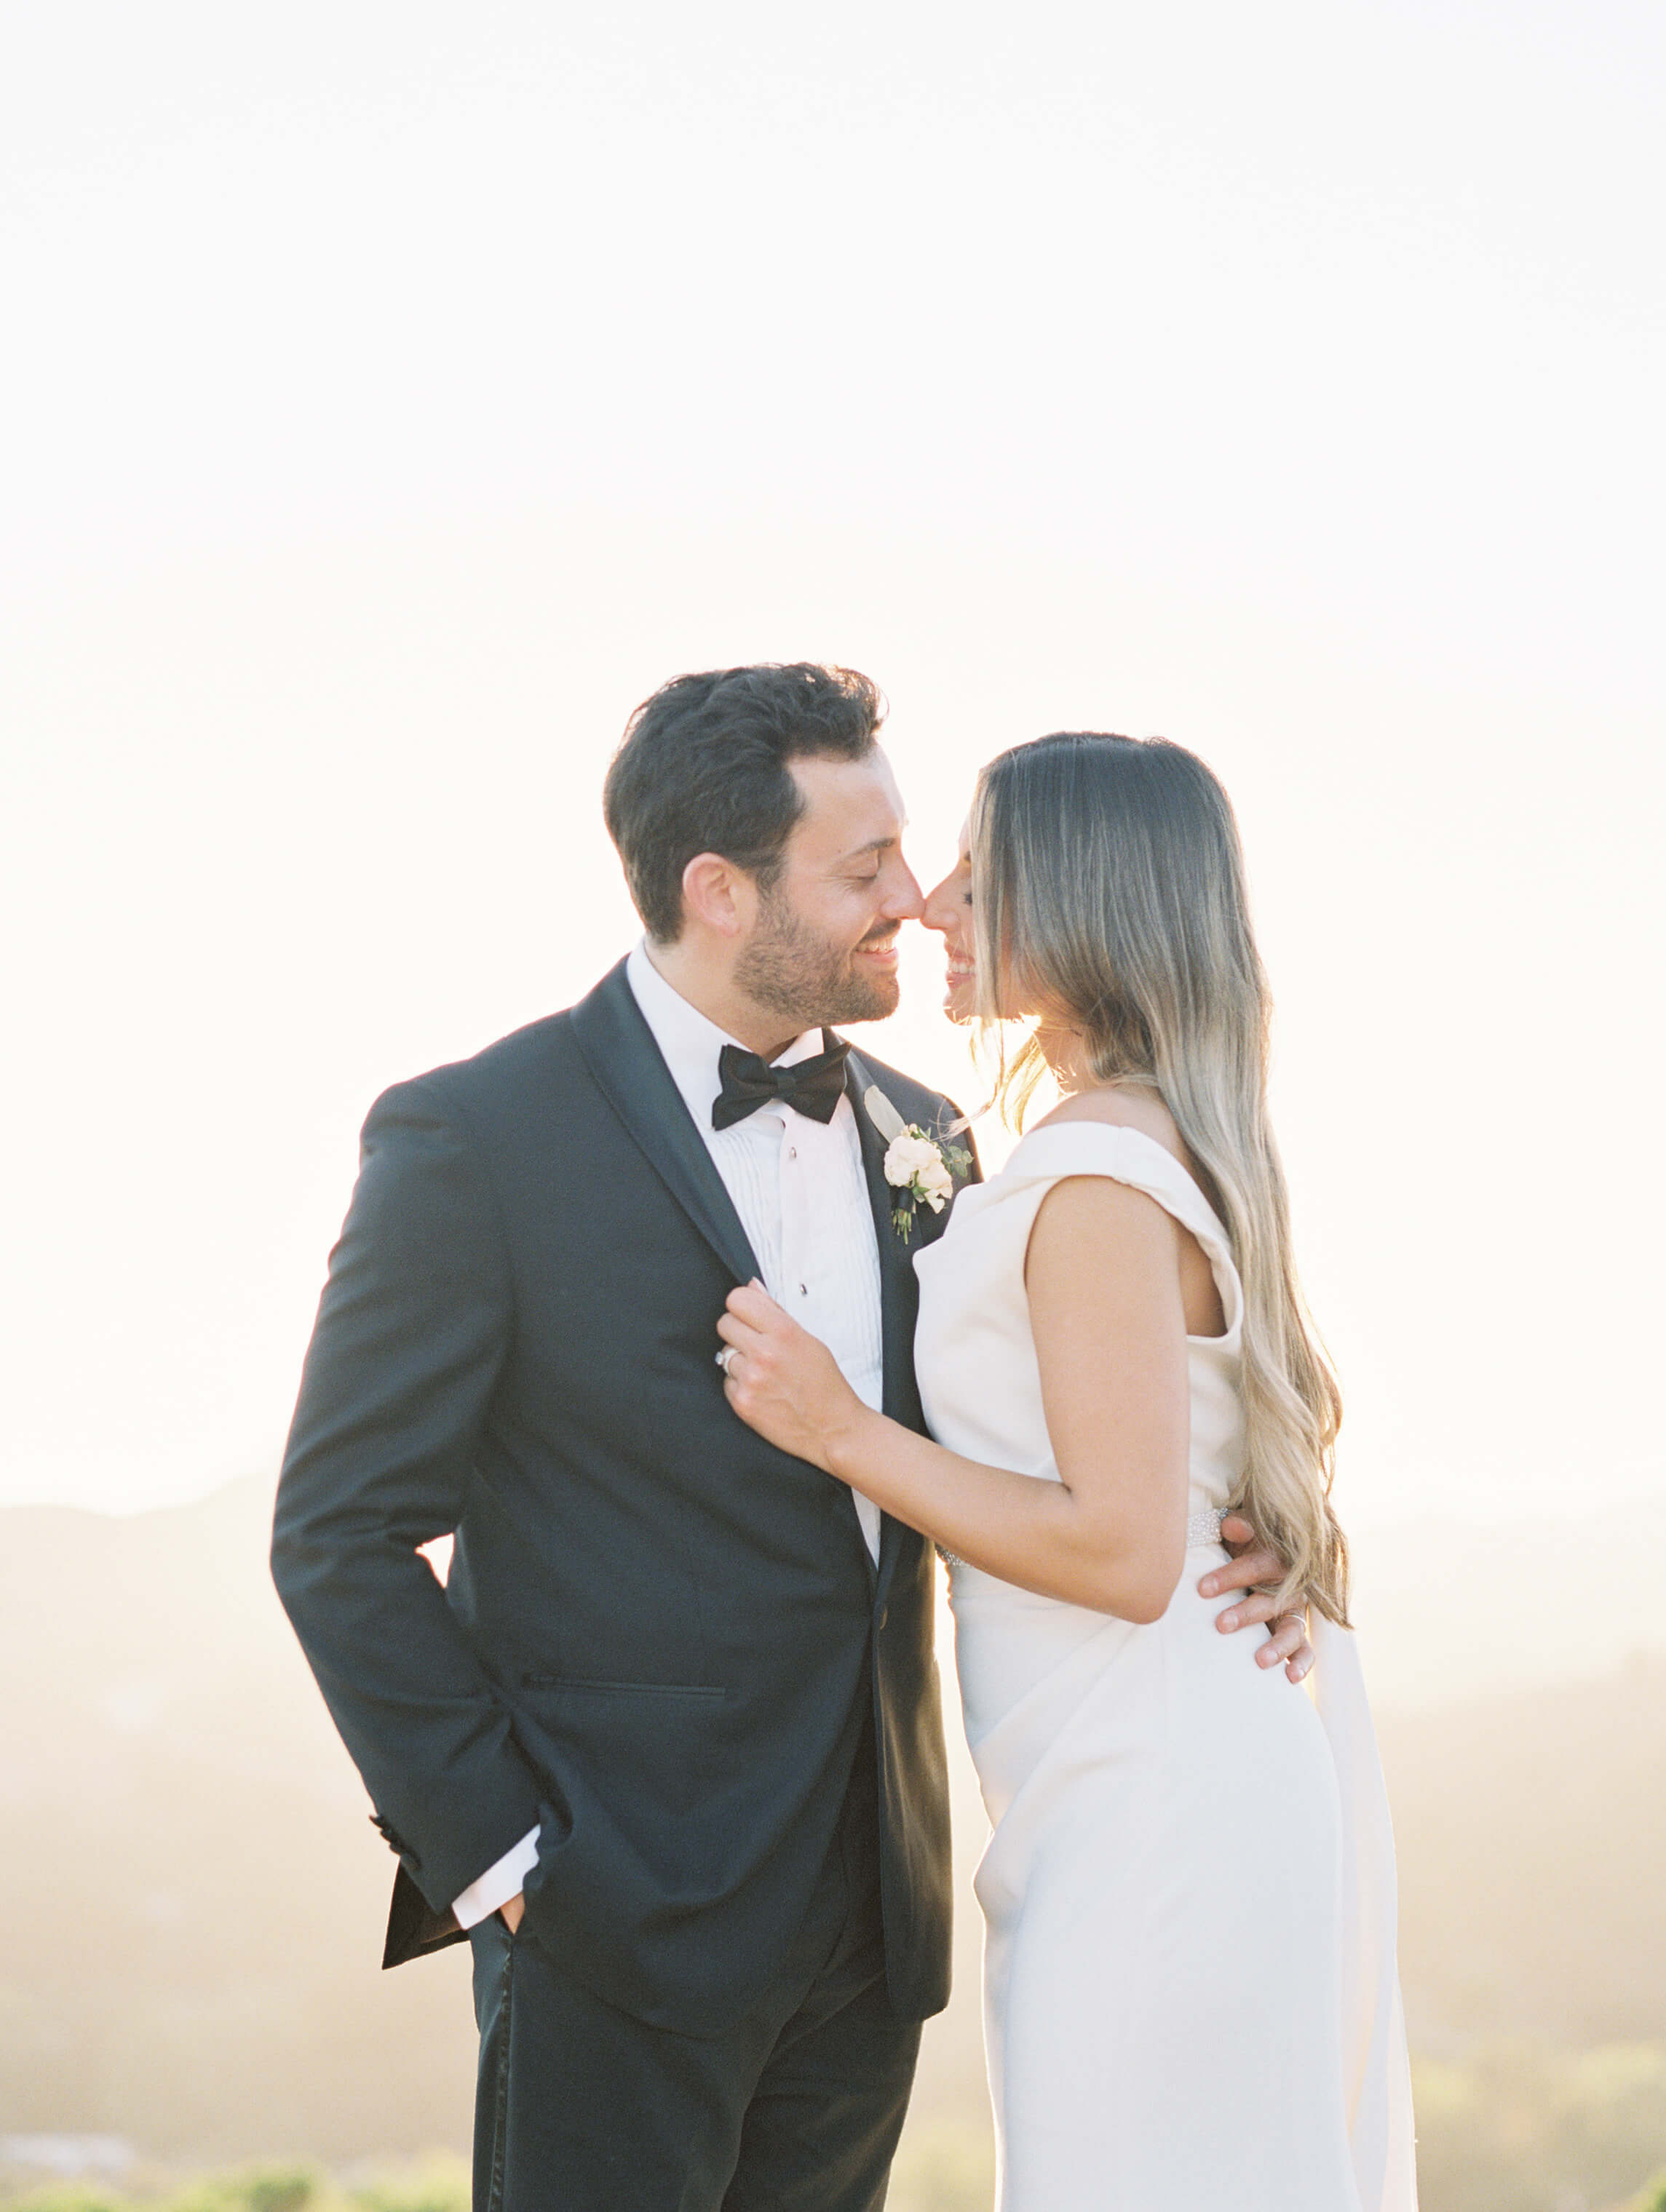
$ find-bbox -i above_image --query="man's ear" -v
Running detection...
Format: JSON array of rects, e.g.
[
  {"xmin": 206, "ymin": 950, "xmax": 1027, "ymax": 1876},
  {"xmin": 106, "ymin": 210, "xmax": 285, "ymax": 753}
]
[{"xmin": 680, "ymin": 852, "xmax": 759, "ymax": 942}]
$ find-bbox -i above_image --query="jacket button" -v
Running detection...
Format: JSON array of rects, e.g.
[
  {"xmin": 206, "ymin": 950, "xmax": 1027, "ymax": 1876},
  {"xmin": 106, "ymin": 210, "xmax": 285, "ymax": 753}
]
[
  {"xmin": 878, "ymin": 1607, "xmax": 889, "ymax": 1631},
  {"xmin": 370, "ymin": 1812, "xmax": 412, "ymax": 1860}
]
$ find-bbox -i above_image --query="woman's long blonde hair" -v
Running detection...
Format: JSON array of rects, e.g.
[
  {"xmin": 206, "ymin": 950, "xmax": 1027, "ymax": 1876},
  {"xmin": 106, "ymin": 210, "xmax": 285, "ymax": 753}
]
[{"xmin": 970, "ymin": 731, "xmax": 1349, "ymax": 1625}]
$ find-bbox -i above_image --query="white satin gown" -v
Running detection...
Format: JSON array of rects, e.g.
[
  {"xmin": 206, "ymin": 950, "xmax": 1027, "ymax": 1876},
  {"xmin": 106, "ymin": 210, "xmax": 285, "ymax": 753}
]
[{"xmin": 912, "ymin": 1123, "xmax": 1417, "ymax": 2211}]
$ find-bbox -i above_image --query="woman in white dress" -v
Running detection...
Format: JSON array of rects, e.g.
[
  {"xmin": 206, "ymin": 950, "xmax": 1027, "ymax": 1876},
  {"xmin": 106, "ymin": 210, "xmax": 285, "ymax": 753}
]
[{"xmin": 718, "ymin": 731, "xmax": 1416, "ymax": 2210}]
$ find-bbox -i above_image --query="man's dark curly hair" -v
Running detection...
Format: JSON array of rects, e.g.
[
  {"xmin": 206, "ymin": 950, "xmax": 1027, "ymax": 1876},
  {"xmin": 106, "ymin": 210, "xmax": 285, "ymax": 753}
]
[{"xmin": 603, "ymin": 663, "xmax": 886, "ymax": 943}]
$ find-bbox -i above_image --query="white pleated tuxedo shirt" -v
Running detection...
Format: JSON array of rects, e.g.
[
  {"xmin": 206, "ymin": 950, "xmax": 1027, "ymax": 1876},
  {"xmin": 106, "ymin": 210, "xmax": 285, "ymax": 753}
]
[{"xmin": 451, "ymin": 943, "xmax": 886, "ymax": 1929}]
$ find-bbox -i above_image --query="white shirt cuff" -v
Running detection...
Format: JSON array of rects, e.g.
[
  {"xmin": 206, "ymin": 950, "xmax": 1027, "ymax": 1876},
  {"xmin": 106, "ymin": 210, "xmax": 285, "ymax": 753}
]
[{"xmin": 452, "ymin": 1824, "xmax": 541, "ymax": 1929}]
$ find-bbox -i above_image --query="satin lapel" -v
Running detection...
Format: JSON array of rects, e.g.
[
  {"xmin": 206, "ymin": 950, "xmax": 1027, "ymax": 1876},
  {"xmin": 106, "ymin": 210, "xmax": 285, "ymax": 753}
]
[
  {"xmin": 845, "ymin": 1050, "xmax": 927, "ymax": 1603},
  {"xmin": 844, "ymin": 1051, "xmax": 921, "ymax": 1423},
  {"xmin": 568, "ymin": 960, "xmax": 761, "ymax": 1289}
]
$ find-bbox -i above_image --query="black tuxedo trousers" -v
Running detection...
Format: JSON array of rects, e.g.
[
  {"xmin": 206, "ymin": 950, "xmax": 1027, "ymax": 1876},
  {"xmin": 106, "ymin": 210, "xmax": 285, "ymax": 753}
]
[
  {"xmin": 465, "ymin": 1703, "xmax": 921, "ymax": 2211},
  {"xmin": 272, "ymin": 960, "xmax": 969, "ymax": 2188}
]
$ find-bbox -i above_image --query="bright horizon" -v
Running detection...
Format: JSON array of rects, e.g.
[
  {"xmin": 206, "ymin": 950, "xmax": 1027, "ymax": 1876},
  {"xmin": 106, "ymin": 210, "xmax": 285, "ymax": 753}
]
[{"xmin": 4, "ymin": 2, "xmax": 1662, "ymax": 1551}]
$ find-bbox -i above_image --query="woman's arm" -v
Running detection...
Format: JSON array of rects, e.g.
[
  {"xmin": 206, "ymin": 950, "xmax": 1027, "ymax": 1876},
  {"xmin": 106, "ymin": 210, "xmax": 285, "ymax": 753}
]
[{"xmin": 718, "ymin": 1175, "xmax": 1193, "ymax": 1622}]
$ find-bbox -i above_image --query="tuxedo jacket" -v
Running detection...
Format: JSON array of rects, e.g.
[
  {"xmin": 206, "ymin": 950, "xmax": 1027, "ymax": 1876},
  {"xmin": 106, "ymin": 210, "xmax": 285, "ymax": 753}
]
[{"xmin": 271, "ymin": 958, "xmax": 975, "ymax": 2036}]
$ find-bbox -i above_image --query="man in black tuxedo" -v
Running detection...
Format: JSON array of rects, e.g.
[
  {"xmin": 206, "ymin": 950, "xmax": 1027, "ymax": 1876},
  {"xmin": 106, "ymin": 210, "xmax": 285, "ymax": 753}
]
[{"xmin": 272, "ymin": 663, "xmax": 1309, "ymax": 2210}]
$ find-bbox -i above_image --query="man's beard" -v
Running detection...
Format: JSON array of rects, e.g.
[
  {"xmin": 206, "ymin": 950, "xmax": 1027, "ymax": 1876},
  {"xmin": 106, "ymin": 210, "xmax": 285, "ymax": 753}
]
[{"xmin": 734, "ymin": 888, "xmax": 900, "ymax": 1030}]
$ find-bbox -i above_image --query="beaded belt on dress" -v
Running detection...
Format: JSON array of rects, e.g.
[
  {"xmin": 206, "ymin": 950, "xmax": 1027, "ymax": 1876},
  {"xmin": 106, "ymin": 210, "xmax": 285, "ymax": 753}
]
[{"xmin": 939, "ymin": 1506, "xmax": 1226, "ymax": 1574}]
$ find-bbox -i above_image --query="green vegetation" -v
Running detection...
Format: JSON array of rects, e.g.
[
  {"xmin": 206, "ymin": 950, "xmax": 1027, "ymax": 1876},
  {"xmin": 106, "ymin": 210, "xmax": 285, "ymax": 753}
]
[
  {"xmin": 887, "ymin": 2124, "xmax": 997, "ymax": 2212},
  {"xmin": 1412, "ymin": 2043, "xmax": 1666, "ymax": 2212},
  {"xmin": 0, "ymin": 2163, "xmax": 470, "ymax": 2212},
  {"xmin": 0, "ymin": 2144, "xmax": 1004, "ymax": 2212},
  {"xmin": 13, "ymin": 2049, "xmax": 1666, "ymax": 2212}
]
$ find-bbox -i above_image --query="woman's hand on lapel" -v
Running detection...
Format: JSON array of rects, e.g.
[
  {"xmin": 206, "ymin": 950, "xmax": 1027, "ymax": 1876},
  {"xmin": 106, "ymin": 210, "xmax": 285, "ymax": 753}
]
[{"xmin": 718, "ymin": 1282, "xmax": 870, "ymax": 1477}]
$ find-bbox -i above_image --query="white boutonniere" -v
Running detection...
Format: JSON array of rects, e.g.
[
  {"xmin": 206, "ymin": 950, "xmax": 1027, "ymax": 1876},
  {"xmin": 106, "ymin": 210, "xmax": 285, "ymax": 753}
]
[{"xmin": 863, "ymin": 1086, "xmax": 973, "ymax": 1242}]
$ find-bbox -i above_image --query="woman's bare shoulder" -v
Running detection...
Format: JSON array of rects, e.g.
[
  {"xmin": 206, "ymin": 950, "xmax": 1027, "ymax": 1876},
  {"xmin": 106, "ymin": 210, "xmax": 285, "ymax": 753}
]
[{"xmin": 1026, "ymin": 1087, "xmax": 1225, "ymax": 1334}]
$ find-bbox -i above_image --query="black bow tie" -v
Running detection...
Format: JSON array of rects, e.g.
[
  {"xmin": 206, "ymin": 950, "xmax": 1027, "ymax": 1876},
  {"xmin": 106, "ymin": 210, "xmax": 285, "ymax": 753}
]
[{"xmin": 713, "ymin": 1033, "xmax": 852, "ymax": 1132}]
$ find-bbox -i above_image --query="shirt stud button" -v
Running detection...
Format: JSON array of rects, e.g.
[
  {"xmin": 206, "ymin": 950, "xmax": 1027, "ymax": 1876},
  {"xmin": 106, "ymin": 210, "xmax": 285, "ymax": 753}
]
[{"xmin": 798, "ymin": 1284, "xmax": 809, "ymax": 1296}]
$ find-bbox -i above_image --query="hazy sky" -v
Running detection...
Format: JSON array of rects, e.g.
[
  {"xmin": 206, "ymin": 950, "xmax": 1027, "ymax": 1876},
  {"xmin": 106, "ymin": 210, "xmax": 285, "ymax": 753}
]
[{"xmin": 4, "ymin": 1, "xmax": 1662, "ymax": 1533}]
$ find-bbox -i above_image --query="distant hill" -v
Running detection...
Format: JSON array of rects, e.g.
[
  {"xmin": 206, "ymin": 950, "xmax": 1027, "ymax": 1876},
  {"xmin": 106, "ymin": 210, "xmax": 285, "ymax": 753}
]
[
  {"xmin": 1346, "ymin": 1499, "xmax": 1666, "ymax": 1714},
  {"xmin": 0, "ymin": 1478, "xmax": 476, "ymax": 2160},
  {"xmin": 5, "ymin": 1476, "xmax": 1666, "ymax": 2165},
  {"xmin": 1381, "ymin": 1654, "xmax": 1666, "ymax": 2052}
]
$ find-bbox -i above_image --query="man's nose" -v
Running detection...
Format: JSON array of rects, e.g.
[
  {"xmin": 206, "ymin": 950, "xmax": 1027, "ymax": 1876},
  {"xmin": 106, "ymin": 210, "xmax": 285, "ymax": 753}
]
[{"xmin": 882, "ymin": 863, "xmax": 926, "ymax": 922}]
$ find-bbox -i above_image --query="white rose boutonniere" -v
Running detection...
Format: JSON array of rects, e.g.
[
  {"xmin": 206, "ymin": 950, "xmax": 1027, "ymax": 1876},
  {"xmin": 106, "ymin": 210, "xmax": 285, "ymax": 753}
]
[{"xmin": 864, "ymin": 1086, "xmax": 973, "ymax": 1241}]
